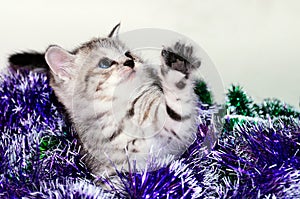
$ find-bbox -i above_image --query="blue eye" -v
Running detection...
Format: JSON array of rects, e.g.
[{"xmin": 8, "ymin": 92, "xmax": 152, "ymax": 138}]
[{"xmin": 98, "ymin": 58, "xmax": 116, "ymax": 69}]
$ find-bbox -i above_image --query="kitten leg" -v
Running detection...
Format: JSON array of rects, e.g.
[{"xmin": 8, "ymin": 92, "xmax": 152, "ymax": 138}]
[
  {"xmin": 160, "ymin": 42, "xmax": 201, "ymax": 114},
  {"xmin": 158, "ymin": 42, "xmax": 201, "ymax": 148}
]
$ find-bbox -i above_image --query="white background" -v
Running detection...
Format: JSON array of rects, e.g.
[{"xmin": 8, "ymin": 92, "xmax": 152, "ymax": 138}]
[{"xmin": 0, "ymin": 0, "xmax": 299, "ymax": 107}]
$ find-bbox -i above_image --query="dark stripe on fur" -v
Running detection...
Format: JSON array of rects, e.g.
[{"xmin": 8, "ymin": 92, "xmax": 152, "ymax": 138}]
[
  {"xmin": 152, "ymin": 82, "xmax": 163, "ymax": 93},
  {"xmin": 170, "ymin": 129, "xmax": 181, "ymax": 140},
  {"xmin": 166, "ymin": 104, "xmax": 191, "ymax": 122},
  {"xmin": 166, "ymin": 104, "xmax": 182, "ymax": 121},
  {"xmin": 163, "ymin": 127, "xmax": 181, "ymax": 140},
  {"xmin": 94, "ymin": 111, "xmax": 108, "ymax": 121},
  {"xmin": 9, "ymin": 52, "xmax": 48, "ymax": 68},
  {"xmin": 131, "ymin": 149, "xmax": 139, "ymax": 153},
  {"xmin": 154, "ymin": 105, "xmax": 159, "ymax": 122},
  {"xmin": 141, "ymin": 98, "xmax": 156, "ymax": 124},
  {"xmin": 126, "ymin": 89, "xmax": 149, "ymax": 118},
  {"xmin": 109, "ymin": 124, "xmax": 123, "ymax": 141}
]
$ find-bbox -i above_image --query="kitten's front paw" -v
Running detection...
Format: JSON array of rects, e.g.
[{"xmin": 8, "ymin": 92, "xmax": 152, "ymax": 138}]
[{"xmin": 161, "ymin": 42, "xmax": 201, "ymax": 76}]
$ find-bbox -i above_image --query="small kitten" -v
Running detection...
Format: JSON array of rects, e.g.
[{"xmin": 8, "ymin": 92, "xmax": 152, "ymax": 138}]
[{"xmin": 9, "ymin": 24, "xmax": 201, "ymax": 181}]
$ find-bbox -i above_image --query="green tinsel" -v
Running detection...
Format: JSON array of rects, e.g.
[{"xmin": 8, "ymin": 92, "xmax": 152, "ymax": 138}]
[
  {"xmin": 226, "ymin": 84, "xmax": 300, "ymax": 119},
  {"xmin": 256, "ymin": 98, "xmax": 300, "ymax": 118},
  {"xmin": 39, "ymin": 136, "xmax": 60, "ymax": 159},
  {"xmin": 226, "ymin": 85, "xmax": 256, "ymax": 117},
  {"xmin": 194, "ymin": 79, "xmax": 213, "ymax": 106}
]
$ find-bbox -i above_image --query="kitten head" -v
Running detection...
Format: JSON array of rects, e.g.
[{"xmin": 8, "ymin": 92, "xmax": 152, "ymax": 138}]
[{"xmin": 45, "ymin": 28, "xmax": 144, "ymax": 116}]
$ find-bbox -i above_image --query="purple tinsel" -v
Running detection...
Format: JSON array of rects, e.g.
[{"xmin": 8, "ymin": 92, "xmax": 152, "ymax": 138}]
[{"xmin": 0, "ymin": 69, "xmax": 300, "ymax": 198}]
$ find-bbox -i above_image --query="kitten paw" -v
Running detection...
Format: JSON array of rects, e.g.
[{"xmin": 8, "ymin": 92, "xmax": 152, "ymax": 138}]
[{"xmin": 161, "ymin": 42, "xmax": 201, "ymax": 76}]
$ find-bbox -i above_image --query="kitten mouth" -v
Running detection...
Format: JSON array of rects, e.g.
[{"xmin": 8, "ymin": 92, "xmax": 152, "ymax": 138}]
[
  {"xmin": 126, "ymin": 70, "xmax": 136, "ymax": 80},
  {"xmin": 120, "ymin": 69, "xmax": 136, "ymax": 81}
]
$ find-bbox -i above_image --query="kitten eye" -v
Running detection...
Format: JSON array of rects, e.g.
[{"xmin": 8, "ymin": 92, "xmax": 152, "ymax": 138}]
[{"xmin": 98, "ymin": 58, "xmax": 116, "ymax": 69}]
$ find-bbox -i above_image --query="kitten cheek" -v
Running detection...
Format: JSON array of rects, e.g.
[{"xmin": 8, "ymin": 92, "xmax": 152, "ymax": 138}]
[
  {"xmin": 133, "ymin": 62, "xmax": 142, "ymax": 70},
  {"xmin": 127, "ymin": 71, "xmax": 136, "ymax": 80},
  {"xmin": 116, "ymin": 69, "xmax": 135, "ymax": 82},
  {"xmin": 118, "ymin": 67, "xmax": 131, "ymax": 75}
]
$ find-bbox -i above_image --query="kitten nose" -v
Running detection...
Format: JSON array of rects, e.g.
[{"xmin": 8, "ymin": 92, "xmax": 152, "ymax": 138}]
[{"xmin": 123, "ymin": 59, "xmax": 134, "ymax": 68}]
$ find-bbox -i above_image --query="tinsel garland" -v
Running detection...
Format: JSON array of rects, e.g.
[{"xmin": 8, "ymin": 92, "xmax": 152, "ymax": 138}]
[{"xmin": 0, "ymin": 69, "xmax": 299, "ymax": 198}]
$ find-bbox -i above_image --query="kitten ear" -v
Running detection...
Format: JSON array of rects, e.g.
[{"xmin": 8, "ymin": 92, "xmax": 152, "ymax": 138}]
[
  {"xmin": 45, "ymin": 45, "xmax": 75, "ymax": 79},
  {"xmin": 108, "ymin": 23, "xmax": 121, "ymax": 38}
]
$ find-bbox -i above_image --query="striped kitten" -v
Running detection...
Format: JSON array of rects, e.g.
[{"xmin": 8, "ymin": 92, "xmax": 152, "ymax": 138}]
[{"xmin": 9, "ymin": 25, "xmax": 201, "ymax": 181}]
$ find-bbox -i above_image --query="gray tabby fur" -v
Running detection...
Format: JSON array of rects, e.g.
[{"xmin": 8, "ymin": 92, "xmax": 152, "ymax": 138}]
[{"xmin": 44, "ymin": 28, "xmax": 201, "ymax": 181}]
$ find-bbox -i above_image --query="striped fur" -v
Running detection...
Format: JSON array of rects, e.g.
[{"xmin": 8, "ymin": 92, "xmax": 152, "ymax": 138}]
[{"xmin": 13, "ymin": 37, "xmax": 202, "ymax": 180}]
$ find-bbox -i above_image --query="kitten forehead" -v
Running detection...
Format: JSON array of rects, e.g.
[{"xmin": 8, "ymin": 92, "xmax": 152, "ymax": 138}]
[{"xmin": 73, "ymin": 37, "xmax": 126, "ymax": 54}]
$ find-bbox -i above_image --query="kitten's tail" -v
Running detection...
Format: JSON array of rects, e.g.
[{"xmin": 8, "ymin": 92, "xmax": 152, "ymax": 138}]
[{"xmin": 8, "ymin": 52, "xmax": 49, "ymax": 70}]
